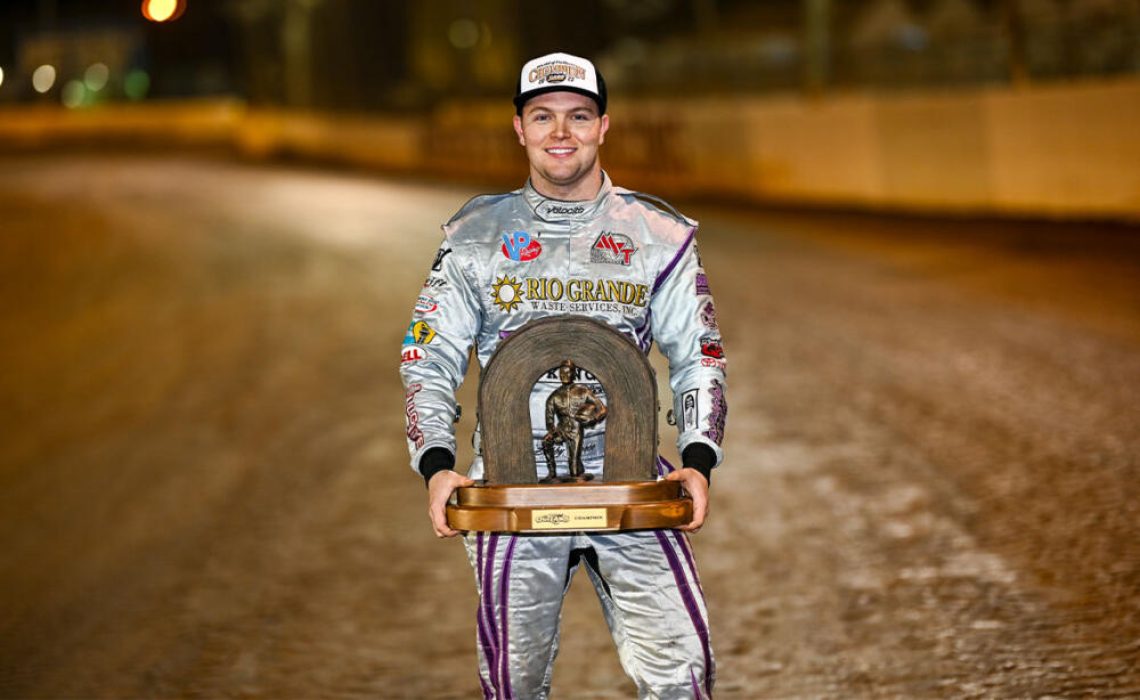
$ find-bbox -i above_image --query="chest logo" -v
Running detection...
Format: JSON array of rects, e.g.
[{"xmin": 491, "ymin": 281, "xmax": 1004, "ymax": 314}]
[
  {"xmin": 502, "ymin": 231, "xmax": 542, "ymax": 262},
  {"xmin": 491, "ymin": 275, "xmax": 524, "ymax": 312},
  {"xmin": 591, "ymin": 232, "xmax": 637, "ymax": 266}
]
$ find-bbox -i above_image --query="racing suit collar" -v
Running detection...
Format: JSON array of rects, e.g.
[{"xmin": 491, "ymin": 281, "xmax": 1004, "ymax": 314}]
[{"xmin": 525, "ymin": 172, "xmax": 613, "ymax": 223}]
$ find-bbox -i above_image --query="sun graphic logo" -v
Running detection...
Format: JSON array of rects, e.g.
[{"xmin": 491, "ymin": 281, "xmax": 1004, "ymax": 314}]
[{"xmin": 490, "ymin": 275, "xmax": 524, "ymax": 313}]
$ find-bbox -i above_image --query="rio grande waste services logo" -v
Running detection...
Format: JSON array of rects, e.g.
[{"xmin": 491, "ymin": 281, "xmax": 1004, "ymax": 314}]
[{"xmin": 491, "ymin": 275, "xmax": 524, "ymax": 312}]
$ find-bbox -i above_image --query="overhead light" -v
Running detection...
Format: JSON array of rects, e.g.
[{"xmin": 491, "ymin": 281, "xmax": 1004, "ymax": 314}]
[
  {"xmin": 142, "ymin": 0, "xmax": 186, "ymax": 23},
  {"xmin": 32, "ymin": 64, "xmax": 57, "ymax": 93}
]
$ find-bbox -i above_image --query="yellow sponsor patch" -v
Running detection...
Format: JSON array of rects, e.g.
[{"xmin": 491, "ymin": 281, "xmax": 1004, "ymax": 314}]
[{"xmin": 530, "ymin": 508, "xmax": 609, "ymax": 530}]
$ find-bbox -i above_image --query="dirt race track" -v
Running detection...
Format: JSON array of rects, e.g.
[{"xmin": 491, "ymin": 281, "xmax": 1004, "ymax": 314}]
[{"xmin": 0, "ymin": 155, "xmax": 1137, "ymax": 699}]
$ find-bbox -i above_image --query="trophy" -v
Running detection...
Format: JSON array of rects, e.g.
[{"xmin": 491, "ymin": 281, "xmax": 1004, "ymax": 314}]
[{"xmin": 446, "ymin": 316, "xmax": 693, "ymax": 532}]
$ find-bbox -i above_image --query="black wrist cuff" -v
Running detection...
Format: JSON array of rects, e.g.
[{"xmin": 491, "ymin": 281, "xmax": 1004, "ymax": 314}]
[
  {"xmin": 418, "ymin": 447, "xmax": 455, "ymax": 487},
  {"xmin": 681, "ymin": 444, "xmax": 715, "ymax": 486}
]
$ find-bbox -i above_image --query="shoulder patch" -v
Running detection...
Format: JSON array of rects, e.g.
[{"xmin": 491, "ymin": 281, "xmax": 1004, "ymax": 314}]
[
  {"xmin": 445, "ymin": 190, "xmax": 521, "ymax": 227},
  {"xmin": 615, "ymin": 189, "xmax": 695, "ymax": 227}
]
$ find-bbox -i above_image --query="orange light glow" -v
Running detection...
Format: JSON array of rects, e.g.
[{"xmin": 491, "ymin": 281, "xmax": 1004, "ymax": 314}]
[{"xmin": 142, "ymin": 0, "xmax": 185, "ymax": 23}]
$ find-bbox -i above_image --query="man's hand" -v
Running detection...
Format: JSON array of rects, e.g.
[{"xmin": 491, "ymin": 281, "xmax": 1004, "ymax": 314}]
[
  {"xmin": 427, "ymin": 470, "xmax": 475, "ymax": 538},
  {"xmin": 665, "ymin": 467, "xmax": 709, "ymax": 533}
]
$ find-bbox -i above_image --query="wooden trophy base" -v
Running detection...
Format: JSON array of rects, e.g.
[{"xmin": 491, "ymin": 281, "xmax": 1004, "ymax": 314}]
[{"xmin": 446, "ymin": 480, "xmax": 693, "ymax": 533}]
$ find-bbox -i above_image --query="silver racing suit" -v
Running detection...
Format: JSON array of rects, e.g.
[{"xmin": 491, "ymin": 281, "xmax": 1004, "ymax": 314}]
[{"xmin": 400, "ymin": 173, "xmax": 727, "ymax": 699}]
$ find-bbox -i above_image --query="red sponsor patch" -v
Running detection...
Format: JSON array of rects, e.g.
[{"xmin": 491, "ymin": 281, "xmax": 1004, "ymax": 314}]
[
  {"xmin": 401, "ymin": 346, "xmax": 427, "ymax": 363},
  {"xmin": 700, "ymin": 357, "xmax": 726, "ymax": 369},
  {"xmin": 501, "ymin": 231, "xmax": 542, "ymax": 261},
  {"xmin": 591, "ymin": 232, "xmax": 636, "ymax": 265},
  {"xmin": 700, "ymin": 338, "xmax": 724, "ymax": 359}
]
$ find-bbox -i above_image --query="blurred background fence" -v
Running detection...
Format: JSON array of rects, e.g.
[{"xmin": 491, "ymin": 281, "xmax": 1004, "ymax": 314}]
[{"xmin": 1, "ymin": 0, "xmax": 1138, "ymax": 220}]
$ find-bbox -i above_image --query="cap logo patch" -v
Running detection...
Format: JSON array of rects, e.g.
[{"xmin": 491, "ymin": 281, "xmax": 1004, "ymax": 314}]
[{"xmin": 529, "ymin": 62, "xmax": 586, "ymax": 87}]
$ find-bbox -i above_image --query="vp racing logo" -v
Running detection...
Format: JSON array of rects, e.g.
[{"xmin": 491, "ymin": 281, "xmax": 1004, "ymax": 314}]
[
  {"xmin": 501, "ymin": 231, "xmax": 542, "ymax": 262},
  {"xmin": 591, "ymin": 232, "xmax": 636, "ymax": 266}
]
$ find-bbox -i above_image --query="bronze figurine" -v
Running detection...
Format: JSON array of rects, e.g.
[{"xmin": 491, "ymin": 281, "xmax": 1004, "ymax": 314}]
[{"xmin": 541, "ymin": 360, "xmax": 608, "ymax": 482}]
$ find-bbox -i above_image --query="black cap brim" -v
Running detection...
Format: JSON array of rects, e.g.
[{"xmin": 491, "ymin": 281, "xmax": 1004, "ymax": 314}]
[{"xmin": 513, "ymin": 73, "xmax": 607, "ymax": 116}]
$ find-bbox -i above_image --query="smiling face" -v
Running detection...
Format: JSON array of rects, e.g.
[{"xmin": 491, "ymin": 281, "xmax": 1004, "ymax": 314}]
[{"xmin": 513, "ymin": 91, "xmax": 609, "ymax": 201}]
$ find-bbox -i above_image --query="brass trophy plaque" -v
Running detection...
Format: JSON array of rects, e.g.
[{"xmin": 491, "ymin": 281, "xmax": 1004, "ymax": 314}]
[{"xmin": 446, "ymin": 316, "xmax": 693, "ymax": 533}]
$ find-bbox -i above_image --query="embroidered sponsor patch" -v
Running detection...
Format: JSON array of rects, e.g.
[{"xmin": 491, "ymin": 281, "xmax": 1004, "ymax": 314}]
[
  {"xmin": 700, "ymin": 357, "xmax": 727, "ymax": 369},
  {"xmin": 491, "ymin": 275, "xmax": 524, "ymax": 313},
  {"xmin": 681, "ymin": 389, "xmax": 699, "ymax": 432},
  {"xmin": 700, "ymin": 336, "xmax": 724, "ymax": 359},
  {"xmin": 414, "ymin": 295, "xmax": 438, "ymax": 314},
  {"xmin": 590, "ymin": 232, "xmax": 637, "ymax": 265},
  {"xmin": 431, "ymin": 248, "xmax": 452, "ymax": 272},
  {"xmin": 490, "ymin": 276, "xmax": 650, "ymax": 314},
  {"xmin": 541, "ymin": 203, "xmax": 586, "ymax": 217},
  {"xmin": 422, "ymin": 276, "xmax": 447, "ymax": 291},
  {"xmin": 401, "ymin": 346, "xmax": 427, "ymax": 363},
  {"xmin": 501, "ymin": 231, "xmax": 542, "ymax": 261},
  {"xmin": 405, "ymin": 383, "xmax": 424, "ymax": 449},
  {"xmin": 408, "ymin": 320, "xmax": 437, "ymax": 344},
  {"xmin": 703, "ymin": 378, "xmax": 726, "ymax": 445},
  {"xmin": 700, "ymin": 300, "xmax": 719, "ymax": 330},
  {"xmin": 695, "ymin": 273, "xmax": 711, "ymax": 295}
]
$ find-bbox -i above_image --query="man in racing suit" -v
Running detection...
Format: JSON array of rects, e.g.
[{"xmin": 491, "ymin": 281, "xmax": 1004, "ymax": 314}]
[{"xmin": 400, "ymin": 52, "xmax": 727, "ymax": 700}]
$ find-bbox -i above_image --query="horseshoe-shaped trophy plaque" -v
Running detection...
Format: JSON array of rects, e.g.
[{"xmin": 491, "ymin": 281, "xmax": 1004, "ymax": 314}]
[{"xmin": 446, "ymin": 316, "xmax": 693, "ymax": 533}]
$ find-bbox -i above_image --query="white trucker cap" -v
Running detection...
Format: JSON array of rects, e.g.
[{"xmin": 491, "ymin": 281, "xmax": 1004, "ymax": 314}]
[{"xmin": 514, "ymin": 52, "xmax": 607, "ymax": 115}]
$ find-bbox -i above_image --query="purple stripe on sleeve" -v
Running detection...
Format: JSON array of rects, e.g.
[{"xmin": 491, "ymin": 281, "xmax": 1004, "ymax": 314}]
[
  {"xmin": 655, "ymin": 530, "xmax": 713, "ymax": 697},
  {"xmin": 651, "ymin": 226, "xmax": 697, "ymax": 295},
  {"xmin": 691, "ymin": 668, "xmax": 703, "ymax": 699},
  {"xmin": 498, "ymin": 535, "xmax": 519, "ymax": 698}
]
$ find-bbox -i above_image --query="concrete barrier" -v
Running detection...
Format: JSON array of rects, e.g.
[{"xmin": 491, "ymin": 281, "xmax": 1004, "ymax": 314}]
[{"xmin": 1, "ymin": 78, "xmax": 1136, "ymax": 221}]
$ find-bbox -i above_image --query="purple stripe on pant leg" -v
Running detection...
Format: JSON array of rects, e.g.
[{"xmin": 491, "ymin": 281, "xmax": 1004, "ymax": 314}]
[
  {"xmin": 481, "ymin": 534, "xmax": 501, "ymax": 695},
  {"xmin": 655, "ymin": 530, "xmax": 713, "ymax": 697},
  {"xmin": 497, "ymin": 535, "xmax": 519, "ymax": 699},
  {"xmin": 475, "ymin": 534, "xmax": 498, "ymax": 697},
  {"xmin": 691, "ymin": 668, "xmax": 703, "ymax": 699},
  {"xmin": 651, "ymin": 226, "xmax": 697, "ymax": 295},
  {"xmin": 673, "ymin": 530, "xmax": 715, "ymax": 687},
  {"xmin": 482, "ymin": 534, "xmax": 500, "ymax": 644},
  {"xmin": 672, "ymin": 530, "xmax": 708, "ymax": 600}
]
